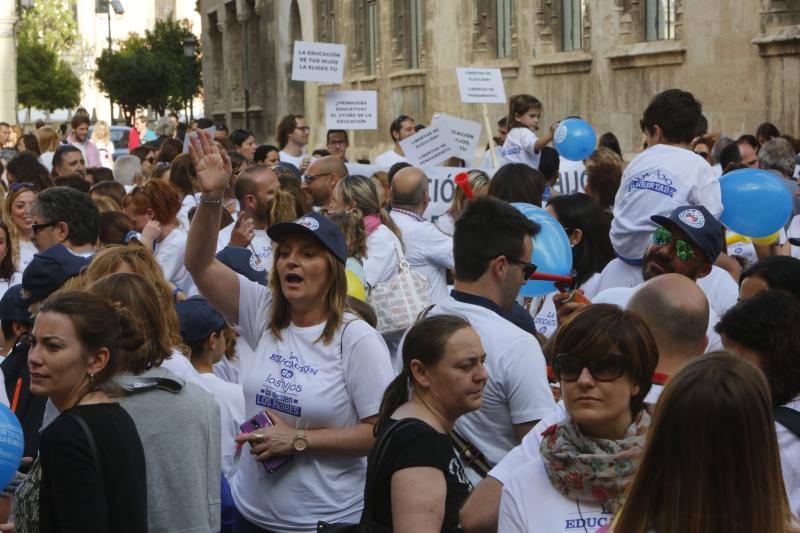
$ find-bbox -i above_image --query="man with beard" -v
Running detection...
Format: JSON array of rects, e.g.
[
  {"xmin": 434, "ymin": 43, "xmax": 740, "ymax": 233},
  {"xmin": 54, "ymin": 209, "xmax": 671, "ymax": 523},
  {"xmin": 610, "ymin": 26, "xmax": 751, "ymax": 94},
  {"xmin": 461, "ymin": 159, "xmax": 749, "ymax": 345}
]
[
  {"xmin": 67, "ymin": 114, "xmax": 101, "ymax": 167},
  {"xmin": 215, "ymin": 165, "xmax": 280, "ymax": 274},
  {"xmin": 301, "ymin": 155, "xmax": 347, "ymax": 212},
  {"xmin": 557, "ymin": 205, "xmax": 725, "ymax": 351}
]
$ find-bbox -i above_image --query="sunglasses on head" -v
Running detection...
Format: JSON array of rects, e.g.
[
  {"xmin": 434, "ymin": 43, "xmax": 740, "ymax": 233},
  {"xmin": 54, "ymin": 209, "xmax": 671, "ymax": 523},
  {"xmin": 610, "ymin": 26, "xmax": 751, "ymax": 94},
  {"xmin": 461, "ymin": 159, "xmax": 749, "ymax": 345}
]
[
  {"xmin": 553, "ymin": 353, "xmax": 628, "ymax": 382},
  {"xmin": 10, "ymin": 182, "xmax": 35, "ymax": 193},
  {"xmin": 652, "ymin": 227, "xmax": 695, "ymax": 262}
]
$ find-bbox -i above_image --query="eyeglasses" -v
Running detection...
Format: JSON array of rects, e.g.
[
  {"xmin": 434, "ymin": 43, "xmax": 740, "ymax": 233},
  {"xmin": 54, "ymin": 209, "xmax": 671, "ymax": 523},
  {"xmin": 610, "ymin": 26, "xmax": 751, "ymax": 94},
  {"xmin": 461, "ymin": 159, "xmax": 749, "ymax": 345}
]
[
  {"xmin": 295, "ymin": 126, "xmax": 310, "ymax": 133},
  {"xmin": 10, "ymin": 182, "xmax": 35, "ymax": 193},
  {"xmin": 505, "ymin": 256, "xmax": 538, "ymax": 279},
  {"xmin": 302, "ymin": 173, "xmax": 330, "ymax": 184},
  {"xmin": 31, "ymin": 220, "xmax": 58, "ymax": 234},
  {"xmin": 553, "ymin": 353, "xmax": 628, "ymax": 382},
  {"xmin": 652, "ymin": 227, "xmax": 695, "ymax": 262}
]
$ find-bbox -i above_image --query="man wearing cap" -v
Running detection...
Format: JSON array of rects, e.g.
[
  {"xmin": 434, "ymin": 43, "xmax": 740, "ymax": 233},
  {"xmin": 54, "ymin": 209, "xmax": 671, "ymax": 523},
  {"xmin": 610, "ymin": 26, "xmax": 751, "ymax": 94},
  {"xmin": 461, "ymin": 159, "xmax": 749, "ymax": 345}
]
[
  {"xmin": 186, "ymin": 131, "xmax": 394, "ymax": 531},
  {"xmin": 559, "ymin": 205, "xmax": 727, "ymax": 352},
  {"xmin": 176, "ymin": 296, "xmax": 244, "ymax": 482},
  {"xmin": 0, "ymin": 285, "xmax": 32, "ymax": 359},
  {"xmin": 583, "ymin": 205, "xmax": 738, "ymax": 318}
]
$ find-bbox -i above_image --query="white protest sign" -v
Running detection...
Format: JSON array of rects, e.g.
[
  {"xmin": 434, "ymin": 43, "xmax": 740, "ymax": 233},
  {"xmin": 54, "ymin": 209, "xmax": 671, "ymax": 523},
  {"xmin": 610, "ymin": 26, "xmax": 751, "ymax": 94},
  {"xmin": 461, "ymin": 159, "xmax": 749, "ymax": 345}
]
[
  {"xmin": 398, "ymin": 124, "xmax": 460, "ymax": 167},
  {"xmin": 182, "ymin": 126, "xmax": 216, "ymax": 154},
  {"xmin": 346, "ymin": 163, "xmax": 495, "ymax": 220},
  {"xmin": 325, "ymin": 91, "xmax": 377, "ymax": 130},
  {"xmin": 432, "ymin": 113, "xmax": 482, "ymax": 162},
  {"xmin": 456, "ymin": 68, "xmax": 507, "ymax": 104},
  {"xmin": 291, "ymin": 41, "xmax": 346, "ymax": 83}
]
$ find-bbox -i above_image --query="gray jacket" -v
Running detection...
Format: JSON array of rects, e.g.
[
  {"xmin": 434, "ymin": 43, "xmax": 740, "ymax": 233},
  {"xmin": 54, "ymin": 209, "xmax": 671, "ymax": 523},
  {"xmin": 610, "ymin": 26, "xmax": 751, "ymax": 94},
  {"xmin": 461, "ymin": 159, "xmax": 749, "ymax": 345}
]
[{"xmin": 115, "ymin": 366, "xmax": 221, "ymax": 533}]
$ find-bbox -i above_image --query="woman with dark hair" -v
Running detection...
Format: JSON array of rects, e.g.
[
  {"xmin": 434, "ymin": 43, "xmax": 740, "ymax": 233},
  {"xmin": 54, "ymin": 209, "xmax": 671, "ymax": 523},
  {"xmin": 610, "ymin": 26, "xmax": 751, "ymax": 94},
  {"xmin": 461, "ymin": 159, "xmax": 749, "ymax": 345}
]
[
  {"xmin": 488, "ymin": 163, "xmax": 546, "ymax": 206},
  {"xmin": 738, "ymin": 255, "xmax": 800, "ymax": 301},
  {"xmin": 186, "ymin": 132, "xmax": 394, "ymax": 531},
  {"xmin": 10, "ymin": 291, "xmax": 148, "ymax": 532},
  {"xmin": 156, "ymin": 137, "xmax": 182, "ymax": 165},
  {"xmin": 597, "ymin": 132, "xmax": 622, "ymax": 158},
  {"xmin": 716, "ymin": 290, "xmax": 800, "ymax": 515},
  {"xmin": 169, "ymin": 153, "xmax": 199, "ymax": 229},
  {"xmin": 5, "ymin": 152, "xmax": 52, "ymax": 191},
  {"xmin": 498, "ymin": 304, "xmax": 657, "ymax": 531},
  {"xmin": 230, "ymin": 128, "xmax": 257, "ymax": 162},
  {"xmin": 369, "ymin": 315, "xmax": 486, "ymax": 531},
  {"xmin": 613, "ymin": 353, "xmax": 797, "ymax": 532},
  {"xmin": 16, "ymin": 133, "xmax": 41, "ymax": 156},
  {"xmin": 98, "ymin": 211, "xmax": 137, "ymax": 246},
  {"xmin": 90, "ymin": 180, "xmax": 127, "ymax": 209}
]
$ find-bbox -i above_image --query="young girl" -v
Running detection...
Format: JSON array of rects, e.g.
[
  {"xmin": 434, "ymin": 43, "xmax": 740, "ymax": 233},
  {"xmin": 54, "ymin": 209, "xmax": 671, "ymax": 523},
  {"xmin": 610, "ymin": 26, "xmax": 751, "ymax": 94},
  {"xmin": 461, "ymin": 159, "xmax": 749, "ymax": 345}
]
[{"xmin": 500, "ymin": 94, "xmax": 557, "ymax": 170}]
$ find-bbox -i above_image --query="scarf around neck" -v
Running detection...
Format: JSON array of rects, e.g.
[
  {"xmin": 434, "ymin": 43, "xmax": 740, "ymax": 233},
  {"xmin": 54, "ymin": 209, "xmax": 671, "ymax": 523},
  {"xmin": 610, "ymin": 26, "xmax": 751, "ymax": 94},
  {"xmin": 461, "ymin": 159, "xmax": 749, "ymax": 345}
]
[
  {"xmin": 364, "ymin": 214, "xmax": 382, "ymax": 236},
  {"xmin": 539, "ymin": 407, "xmax": 651, "ymax": 513}
]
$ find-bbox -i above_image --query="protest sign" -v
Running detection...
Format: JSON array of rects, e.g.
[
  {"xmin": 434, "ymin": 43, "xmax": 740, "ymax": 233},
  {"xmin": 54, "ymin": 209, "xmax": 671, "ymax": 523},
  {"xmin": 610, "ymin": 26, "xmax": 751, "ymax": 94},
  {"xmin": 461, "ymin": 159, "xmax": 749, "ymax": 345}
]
[
  {"xmin": 325, "ymin": 91, "xmax": 377, "ymax": 130},
  {"xmin": 432, "ymin": 113, "xmax": 482, "ymax": 162},
  {"xmin": 456, "ymin": 68, "xmax": 507, "ymax": 104},
  {"xmin": 398, "ymin": 124, "xmax": 460, "ymax": 167},
  {"xmin": 291, "ymin": 41, "xmax": 346, "ymax": 83}
]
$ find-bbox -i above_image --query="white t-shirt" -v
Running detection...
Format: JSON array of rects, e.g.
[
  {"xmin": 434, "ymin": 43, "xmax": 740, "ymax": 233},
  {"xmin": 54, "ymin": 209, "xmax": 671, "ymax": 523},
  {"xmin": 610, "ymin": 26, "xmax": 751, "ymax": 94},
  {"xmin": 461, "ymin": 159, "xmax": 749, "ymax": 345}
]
[
  {"xmin": 532, "ymin": 273, "xmax": 601, "ymax": 340},
  {"xmin": 727, "ymin": 232, "xmax": 760, "ymax": 268},
  {"xmin": 96, "ymin": 140, "xmax": 115, "ymax": 169},
  {"xmin": 372, "ymin": 149, "xmax": 408, "ymax": 169},
  {"xmin": 389, "ymin": 210, "xmax": 454, "ymax": 304},
  {"xmin": 159, "ymin": 348, "xmax": 204, "ymax": 387},
  {"xmin": 197, "ymin": 372, "xmax": 245, "ymax": 482},
  {"xmin": 154, "ymin": 227, "xmax": 199, "ymax": 297},
  {"xmin": 39, "ymin": 151, "xmax": 55, "ymax": 172},
  {"xmin": 777, "ymin": 395, "xmax": 800, "ymax": 516},
  {"xmin": 593, "ymin": 285, "xmax": 723, "ymax": 352},
  {"xmin": 278, "ymin": 150, "xmax": 306, "ymax": 171},
  {"xmin": 363, "ymin": 225, "xmax": 401, "ymax": 288},
  {"xmin": 433, "ymin": 213, "xmax": 456, "ymax": 237},
  {"xmin": 177, "ymin": 193, "xmax": 199, "ymax": 230},
  {"xmin": 19, "ymin": 240, "xmax": 37, "ymax": 272},
  {"xmin": 425, "ymin": 296, "xmax": 555, "ymax": 484},
  {"xmin": 214, "ymin": 355, "xmax": 241, "ymax": 385},
  {"xmin": 480, "ymin": 146, "xmax": 503, "ymax": 170},
  {"xmin": 788, "ymin": 216, "xmax": 800, "ymax": 260},
  {"xmin": 499, "ymin": 455, "xmax": 613, "ymax": 533},
  {"xmin": 216, "ymin": 224, "xmax": 274, "ymax": 274},
  {"xmin": 610, "ymin": 144, "xmax": 722, "ymax": 263},
  {"xmin": 232, "ymin": 274, "xmax": 394, "ymax": 531},
  {"xmin": 554, "ymin": 157, "xmax": 587, "ymax": 195},
  {"xmin": 587, "ymin": 258, "xmax": 737, "ymax": 318},
  {"xmin": 500, "ymin": 128, "xmax": 541, "ymax": 169}
]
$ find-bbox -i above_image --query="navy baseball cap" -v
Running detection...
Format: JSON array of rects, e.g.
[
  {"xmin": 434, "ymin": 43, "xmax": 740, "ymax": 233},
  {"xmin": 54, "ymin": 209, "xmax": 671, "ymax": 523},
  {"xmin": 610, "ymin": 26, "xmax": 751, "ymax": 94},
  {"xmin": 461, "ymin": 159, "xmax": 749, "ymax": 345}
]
[
  {"xmin": 0, "ymin": 285, "xmax": 32, "ymax": 324},
  {"xmin": 267, "ymin": 212, "xmax": 348, "ymax": 264},
  {"xmin": 175, "ymin": 296, "xmax": 226, "ymax": 344},
  {"xmin": 22, "ymin": 244, "xmax": 90, "ymax": 304},
  {"xmin": 272, "ymin": 161, "xmax": 302, "ymax": 181},
  {"xmin": 651, "ymin": 206, "xmax": 724, "ymax": 263},
  {"xmin": 216, "ymin": 246, "xmax": 267, "ymax": 285}
]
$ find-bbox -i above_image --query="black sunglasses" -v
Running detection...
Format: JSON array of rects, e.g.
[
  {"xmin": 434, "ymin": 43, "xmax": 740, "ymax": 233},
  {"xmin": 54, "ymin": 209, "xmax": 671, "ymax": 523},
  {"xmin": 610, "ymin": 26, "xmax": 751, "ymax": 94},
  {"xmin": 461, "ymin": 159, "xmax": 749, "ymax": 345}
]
[
  {"xmin": 553, "ymin": 353, "xmax": 628, "ymax": 382},
  {"xmin": 10, "ymin": 182, "xmax": 35, "ymax": 193},
  {"xmin": 505, "ymin": 256, "xmax": 538, "ymax": 279},
  {"xmin": 31, "ymin": 220, "xmax": 58, "ymax": 234}
]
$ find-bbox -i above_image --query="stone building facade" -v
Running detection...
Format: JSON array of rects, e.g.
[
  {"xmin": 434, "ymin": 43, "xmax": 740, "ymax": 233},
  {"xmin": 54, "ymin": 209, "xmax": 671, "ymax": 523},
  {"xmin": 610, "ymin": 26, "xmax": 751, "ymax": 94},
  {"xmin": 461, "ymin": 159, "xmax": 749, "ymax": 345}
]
[{"xmin": 200, "ymin": 0, "xmax": 800, "ymax": 162}]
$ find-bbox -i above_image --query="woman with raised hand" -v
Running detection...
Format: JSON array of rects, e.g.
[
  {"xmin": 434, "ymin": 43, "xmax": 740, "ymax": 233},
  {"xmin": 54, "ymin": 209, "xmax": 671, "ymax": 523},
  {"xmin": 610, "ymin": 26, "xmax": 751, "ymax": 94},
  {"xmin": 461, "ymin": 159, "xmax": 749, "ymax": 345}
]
[
  {"xmin": 185, "ymin": 131, "xmax": 394, "ymax": 532},
  {"xmin": 498, "ymin": 304, "xmax": 657, "ymax": 532},
  {"xmin": 612, "ymin": 352, "xmax": 799, "ymax": 532}
]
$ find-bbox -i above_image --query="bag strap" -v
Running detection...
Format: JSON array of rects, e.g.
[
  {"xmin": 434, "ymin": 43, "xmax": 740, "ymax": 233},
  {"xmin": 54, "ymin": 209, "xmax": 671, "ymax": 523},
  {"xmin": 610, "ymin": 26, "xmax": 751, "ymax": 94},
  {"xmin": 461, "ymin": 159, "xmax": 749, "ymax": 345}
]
[
  {"xmin": 775, "ymin": 406, "xmax": 800, "ymax": 439},
  {"xmin": 450, "ymin": 427, "xmax": 492, "ymax": 479},
  {"xmin": 391, "ymin": 235, "xmax": 410, "ymax": 271},
  {"xmin": 361, "ymin": 418, "xmax": 424, "ymax": 522},
  {"xmin": 66, "ymin": 411, "xmax": 107, "ymax": 502}
]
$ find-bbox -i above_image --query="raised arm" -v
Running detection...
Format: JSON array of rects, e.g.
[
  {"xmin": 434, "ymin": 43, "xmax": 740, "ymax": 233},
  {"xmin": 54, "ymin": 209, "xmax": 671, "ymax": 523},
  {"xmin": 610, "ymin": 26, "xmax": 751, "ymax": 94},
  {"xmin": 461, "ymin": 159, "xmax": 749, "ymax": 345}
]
[{"xmin": 185, "ymin": 131, "xmax": 241, "ymax": 324}]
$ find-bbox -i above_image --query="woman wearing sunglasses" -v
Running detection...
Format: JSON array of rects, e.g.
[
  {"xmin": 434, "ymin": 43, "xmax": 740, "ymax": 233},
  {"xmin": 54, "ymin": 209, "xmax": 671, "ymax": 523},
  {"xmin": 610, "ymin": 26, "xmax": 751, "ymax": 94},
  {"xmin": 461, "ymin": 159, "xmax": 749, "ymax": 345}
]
[{"xmin": 498, "ymin": 304, "xmax": 657, "ymax": 532}]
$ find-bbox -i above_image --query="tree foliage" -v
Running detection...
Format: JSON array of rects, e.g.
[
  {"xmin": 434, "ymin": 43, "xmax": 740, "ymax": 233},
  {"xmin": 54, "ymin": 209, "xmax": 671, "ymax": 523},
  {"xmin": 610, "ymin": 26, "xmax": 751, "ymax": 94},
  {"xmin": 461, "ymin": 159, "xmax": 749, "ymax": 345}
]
[
  {"xmin": 95, "ymin": 17, "xmax": 202, "ymax": 120},
  {"xmin": 17, "ymin": 29, "xmax": 81, "ymax": 112},
  {"xmin": 18, "ymin": 0, "xmax": 80, "ymax": 51}
]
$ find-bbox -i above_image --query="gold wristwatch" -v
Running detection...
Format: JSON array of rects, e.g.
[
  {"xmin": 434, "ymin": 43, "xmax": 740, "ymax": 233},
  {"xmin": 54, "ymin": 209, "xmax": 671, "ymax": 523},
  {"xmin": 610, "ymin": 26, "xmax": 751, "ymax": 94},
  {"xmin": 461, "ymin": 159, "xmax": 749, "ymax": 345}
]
[{"xmin": 292, "ymin": 429, "xmax": 308, "ymax": 453}]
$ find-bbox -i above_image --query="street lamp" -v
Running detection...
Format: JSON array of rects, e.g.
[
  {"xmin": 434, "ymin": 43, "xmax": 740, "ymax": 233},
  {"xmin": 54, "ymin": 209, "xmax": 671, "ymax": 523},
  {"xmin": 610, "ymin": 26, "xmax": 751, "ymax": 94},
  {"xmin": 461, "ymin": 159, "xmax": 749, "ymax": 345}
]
[
  {"xmin": 97, "ymin": 0, "xmax": 124, "ymax": 123},
  {"xmin": 183, "ymin": 36, "xmax": 197, "ymax": 121}
]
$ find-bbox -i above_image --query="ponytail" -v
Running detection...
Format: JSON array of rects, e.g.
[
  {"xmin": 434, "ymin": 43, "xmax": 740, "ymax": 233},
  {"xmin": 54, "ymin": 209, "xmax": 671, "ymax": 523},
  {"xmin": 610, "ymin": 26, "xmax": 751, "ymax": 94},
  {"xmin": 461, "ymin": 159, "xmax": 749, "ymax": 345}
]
[
  {"xmin": 376, "ymin": 371, "xmax": 411, "ymax": 435},
  {"xmin": 377, "ymin": 207, "xmax": 404, "ymax": 249}
]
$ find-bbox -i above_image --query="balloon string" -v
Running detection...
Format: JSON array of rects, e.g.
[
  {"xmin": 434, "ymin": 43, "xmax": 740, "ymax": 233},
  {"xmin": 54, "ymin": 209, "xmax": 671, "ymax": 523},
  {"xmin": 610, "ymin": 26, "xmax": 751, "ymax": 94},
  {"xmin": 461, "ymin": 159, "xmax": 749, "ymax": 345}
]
[{"xmin": 454, "ymin": 172, "xmax": 474, "ymax": 199}]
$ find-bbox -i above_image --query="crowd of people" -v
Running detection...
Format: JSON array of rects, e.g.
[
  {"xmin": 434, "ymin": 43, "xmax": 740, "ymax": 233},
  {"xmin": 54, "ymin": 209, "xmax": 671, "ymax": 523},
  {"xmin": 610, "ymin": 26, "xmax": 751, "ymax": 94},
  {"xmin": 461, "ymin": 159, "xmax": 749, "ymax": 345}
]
[{"xmin": 0, "ymin": 86, "xmax": 797, "ymax": 533}]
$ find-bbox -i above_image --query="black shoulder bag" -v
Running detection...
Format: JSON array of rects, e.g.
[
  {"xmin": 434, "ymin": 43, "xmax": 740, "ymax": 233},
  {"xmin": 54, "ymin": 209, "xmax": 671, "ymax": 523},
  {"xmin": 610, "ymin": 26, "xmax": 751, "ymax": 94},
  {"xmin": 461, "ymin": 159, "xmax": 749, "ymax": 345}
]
[
  {"xmin": 317, "ymin": 418, "xmax": 422, "ymax": 533},
  {"xmin": 775, "ymin": 406, "xmax": 800, "ymax": 439},
  {"xmin": 66, "ymin": 412, "xmax": 107, "ymax": 506}
]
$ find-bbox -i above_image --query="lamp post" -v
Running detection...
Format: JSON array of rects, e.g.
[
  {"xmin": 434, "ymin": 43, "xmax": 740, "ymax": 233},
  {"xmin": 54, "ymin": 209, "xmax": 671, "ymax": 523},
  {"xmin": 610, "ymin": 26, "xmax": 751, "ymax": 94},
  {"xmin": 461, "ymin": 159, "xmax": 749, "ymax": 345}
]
[
  {"xmin": 99, "ymin": 0, "xmax": 125, "ymax": 123},
  {"xmin": 182, "ymin": 36, "xmax": 196, "ymax": 122}
]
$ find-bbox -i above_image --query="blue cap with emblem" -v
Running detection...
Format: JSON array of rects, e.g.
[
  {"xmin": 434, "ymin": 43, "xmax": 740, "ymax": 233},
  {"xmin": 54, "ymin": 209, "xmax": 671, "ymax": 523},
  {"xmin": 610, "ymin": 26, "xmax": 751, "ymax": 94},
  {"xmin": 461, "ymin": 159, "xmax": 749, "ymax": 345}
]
[
  {"xmin": 651, "ymin": 205, "xmax": 724, "ymax": 264},
  {"xmin": 267, "ymin": 211, "xmax": 348, "ymax": 264},
  {"xmin": 175, "ymin": 296, "xmax": 226, "ymax": 344},
  {"xmin": 216, "ymin": 246, "xmax": 268, "ymax": 286}
]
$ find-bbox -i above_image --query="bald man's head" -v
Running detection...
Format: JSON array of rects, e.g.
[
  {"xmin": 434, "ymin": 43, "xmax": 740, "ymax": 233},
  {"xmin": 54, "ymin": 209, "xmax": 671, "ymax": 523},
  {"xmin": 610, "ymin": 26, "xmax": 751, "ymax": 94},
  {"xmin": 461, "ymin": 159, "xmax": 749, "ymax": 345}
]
[
  {"xmin": 310, "ymin": 155, "xmax": 347, "ymax": 179},
  {"xmin": 391, "ymin": 167, "xmax": 428, "ymax": 210},
  {"xmin": 628, "ymin": 273, "xmax": 709, "ymax": 365}
]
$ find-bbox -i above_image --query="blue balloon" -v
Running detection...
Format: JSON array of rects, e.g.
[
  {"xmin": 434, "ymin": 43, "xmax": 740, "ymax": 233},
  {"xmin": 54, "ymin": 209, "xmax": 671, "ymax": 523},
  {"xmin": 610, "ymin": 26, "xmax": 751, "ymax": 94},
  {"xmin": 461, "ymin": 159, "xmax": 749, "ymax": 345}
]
[
  {"xmin": 554, "ymin": 118, "xmax": 597, "ymax": 161},
  {"xmin": 0, "ymin": 404, "xmax": 22, "ymax": 490},
  {"xmin": 512, "ymin": 203, "xmax": 573, "ymax": 297},
  {"xmin": 720, "ymin": 168, "xmax": 793, "ymax": 238}
]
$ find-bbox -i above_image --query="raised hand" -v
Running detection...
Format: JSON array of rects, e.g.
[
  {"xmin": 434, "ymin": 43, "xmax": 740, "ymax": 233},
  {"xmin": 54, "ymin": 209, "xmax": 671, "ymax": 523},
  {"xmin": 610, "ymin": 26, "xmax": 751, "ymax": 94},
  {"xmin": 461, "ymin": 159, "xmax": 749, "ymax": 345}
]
[
  {"xmin": 229, "ymin": 212, "xmax": 255, "ymax": 247},
  {"xmin": 188, "ymin": 130, "xmax": 233, "ymax": 195}
]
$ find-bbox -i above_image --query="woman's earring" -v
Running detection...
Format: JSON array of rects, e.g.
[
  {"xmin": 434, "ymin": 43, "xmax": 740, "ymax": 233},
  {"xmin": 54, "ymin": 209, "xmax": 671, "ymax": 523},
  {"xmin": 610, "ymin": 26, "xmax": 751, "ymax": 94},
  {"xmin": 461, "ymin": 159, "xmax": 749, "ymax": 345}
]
[{"xmin": 88, "ymin": 372, "xmax": 95, "ymax": 386}]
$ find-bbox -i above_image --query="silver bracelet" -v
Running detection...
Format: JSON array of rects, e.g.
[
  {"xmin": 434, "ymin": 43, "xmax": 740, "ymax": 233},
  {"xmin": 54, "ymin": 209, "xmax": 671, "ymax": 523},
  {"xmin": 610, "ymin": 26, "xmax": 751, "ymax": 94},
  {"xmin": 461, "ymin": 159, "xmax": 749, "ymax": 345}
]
[{"xmin": 200, "ymin": 197, "xmax": 222, "ymax": 205}]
